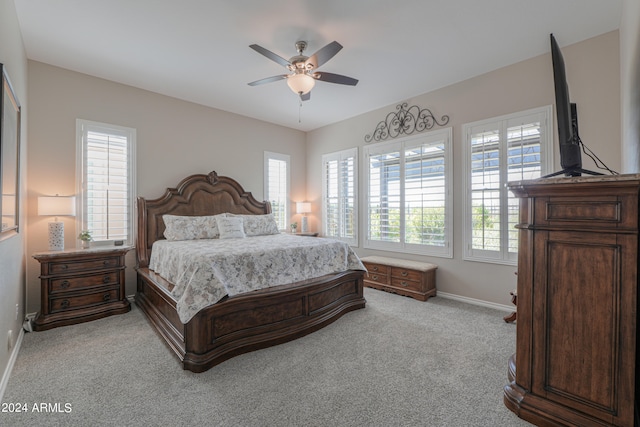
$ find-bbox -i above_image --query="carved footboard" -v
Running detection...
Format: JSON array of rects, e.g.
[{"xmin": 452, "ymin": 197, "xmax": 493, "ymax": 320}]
[
  {"xmin": 136, "ymin": 268, "xmax": 365, "ymax": 372},
  {"xmin": 135, "ymin": 172, "xmax": 366, "ymax": 372}
]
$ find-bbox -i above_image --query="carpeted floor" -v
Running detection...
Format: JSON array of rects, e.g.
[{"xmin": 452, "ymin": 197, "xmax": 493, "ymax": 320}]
[{"xmin": 1, "ymin": 288, "xmax": 531, "ymax": 426}]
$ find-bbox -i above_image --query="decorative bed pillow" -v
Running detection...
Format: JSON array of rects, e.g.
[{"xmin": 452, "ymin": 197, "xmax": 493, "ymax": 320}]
[
  {"xmin": 216, "ymin": 216, "xmax": 246, "ymax": 239},
  {"xmin": 227, "ymin": 213, "xmax": 280, "ymax": 236},
  {"xmin": 162, "ymin": 214, "xmax": 224, "ymax": 241}
]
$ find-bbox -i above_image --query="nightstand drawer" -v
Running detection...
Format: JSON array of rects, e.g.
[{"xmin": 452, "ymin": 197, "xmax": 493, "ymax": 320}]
[
  {"xmin": 50, "ymin": 288, "xmax": 120, "ymax": 313},
  {"xmin": 390, "ymin": 267, "xmax": 422, "ymax": 282},
  {"xmin": 33, "ymin": 246, "xmax": 131, "ymax": 330},
  {"xmin": 50, "ymin": 272, "xmax": 120, "ymax": 293},
  {"xmin": 49, "ymin": 256, "xmax": 121, "ymax": 274}
]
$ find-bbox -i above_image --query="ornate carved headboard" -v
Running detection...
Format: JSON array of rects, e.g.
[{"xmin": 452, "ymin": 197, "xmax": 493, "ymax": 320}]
[{"xmin": 136, "ymin": 171, "xmax": 271, "ymax": 268}]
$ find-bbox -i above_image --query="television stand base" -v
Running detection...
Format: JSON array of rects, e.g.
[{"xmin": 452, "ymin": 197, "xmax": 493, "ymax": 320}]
[{"xmin": 542, "ymin": 167, "xmax": 604, "ymax": 178}]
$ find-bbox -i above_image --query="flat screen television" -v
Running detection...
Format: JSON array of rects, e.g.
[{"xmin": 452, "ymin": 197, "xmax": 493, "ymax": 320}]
[{"xmin": 546, "ymin": 33, "xmax": 601, "ymax": 177}]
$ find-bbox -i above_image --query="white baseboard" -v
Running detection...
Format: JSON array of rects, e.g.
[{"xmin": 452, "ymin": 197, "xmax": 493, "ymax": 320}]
[
  {"xmin": 0, "ymin": 327, "xmax": 25, "ymax": 404},
  {"xmin": 437, "ymin": 291, "xmax": 514, "ymax": 313}
]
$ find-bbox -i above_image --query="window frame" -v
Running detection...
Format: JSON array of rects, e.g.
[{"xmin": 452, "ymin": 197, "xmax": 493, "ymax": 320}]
[
  {"xmin": 321, "ymin": 147, "xmax": 358, "ymax": 246},
  {"xmin": 264, "ymin": 151, "xmax": 290, "ymax": 231},
  {"xmin": 364, "ymin": 128, "xmax": 453, "ymax": 258},
  {"xmin": 462, "ymin": 106, "xmax": 553, "ymax": 265},
  {"xmin": 75, "ymin": 119, "xmax": 137, "ymax": 247}
]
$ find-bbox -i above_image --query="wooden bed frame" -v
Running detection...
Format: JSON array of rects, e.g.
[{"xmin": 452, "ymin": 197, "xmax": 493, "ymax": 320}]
[{"xmin": 135, "ymin": 171, "xmax": 366, "ymax": 372}]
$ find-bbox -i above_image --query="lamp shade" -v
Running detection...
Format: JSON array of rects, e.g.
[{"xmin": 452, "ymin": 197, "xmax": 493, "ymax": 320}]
[
  {"xmin": 38, "ymin": 196, "xmax": 76, "ymax": 217},
  {"xmin": 287, "ymin": 74, "xmax": 315, "ymax": 95},
  {"xmin": 296, "ymin": 202, "xmax": 311, "ymax": 214}
]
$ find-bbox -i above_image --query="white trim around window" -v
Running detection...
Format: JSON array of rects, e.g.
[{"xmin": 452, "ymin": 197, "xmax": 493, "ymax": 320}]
[
  {"xmin": 321, "ymin": 147, "xmax": 358, "ymax": 246},
  {"xmin": 364, "ymin": 128, "xmax": 453, "ymax": 258},
  {"xmin": 264, "ymin": 151, "xmax": 290, "ymax": 231},
  {"xmin": 75, "ymin": 119, "xmax": 136, "ymax": 247},
  {"xmin": 462, "ymin": 106, "xmax": 553, "ymax": 265}
]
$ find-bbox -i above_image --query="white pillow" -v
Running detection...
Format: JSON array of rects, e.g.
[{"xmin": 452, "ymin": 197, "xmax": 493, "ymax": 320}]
[
  {"xmin": 227, "ymin": 213, "xmax": 280, "ymax": 236},
  {"xmin": 162, "ymin": 214, "xmax": 224, "ymax": 241},
  {"xmin": 216, "ymin": 216, "xmax": 246, "ymax": 239}
]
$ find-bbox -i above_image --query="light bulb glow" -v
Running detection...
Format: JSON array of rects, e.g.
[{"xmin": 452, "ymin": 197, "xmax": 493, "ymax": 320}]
[{"xmin": 287, "ymin": 73, "xmax": 315, "ymax": 95}]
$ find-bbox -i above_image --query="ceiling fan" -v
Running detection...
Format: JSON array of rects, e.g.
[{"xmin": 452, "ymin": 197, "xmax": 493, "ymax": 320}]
[{"xmin": 247, "ymin": 40, "xmax": 358, "ymax": 101}]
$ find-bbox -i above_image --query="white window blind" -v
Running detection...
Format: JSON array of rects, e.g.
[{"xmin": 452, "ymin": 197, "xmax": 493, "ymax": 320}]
[
  {"xmin": 404, "ymin": 142, "xmax": 447, "ymax": 247},
  {"xmin": 76, "ymin": 120, "xmax": 136, "ymax": 246},
  {"xmin": 463, "ymin": 106, "xmax": 552, "ymax": 264},
  {"xmin": 365, "ymin": 129, "xmax": 452, "ymax": 258},
  {"xmin": 322, "ymin": 148, "xmax": 357, "ymax": 245},
  {"xmin": 264, "ymin": 152, "xmax": 290, "ymax": 230}
]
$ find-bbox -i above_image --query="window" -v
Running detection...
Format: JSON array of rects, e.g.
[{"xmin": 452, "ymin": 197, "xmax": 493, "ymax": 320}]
[
  {"xmin": 76, "ymin": 120, "xmax": 136, "ymax": 246},
  {"xmin": 264, "ymin": 152, "xmax": 290, "ymax": 230},
  {"xmin": 364, "ymin": 128, "xmax": 452, "ymax": 257},
  {"xmin": 322, "ymin": 148, "xmax": 357, "ymax": 245},
  {"xmin": 462, "ymin": 106, "xmax": 552, "ymax": 264}
]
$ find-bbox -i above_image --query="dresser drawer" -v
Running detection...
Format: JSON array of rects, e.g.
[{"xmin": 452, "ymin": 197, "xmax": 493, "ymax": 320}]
[
  {"xmin": 50, "ymin": 288, "xmax": 120, "ymax": 313},
  {"xmin": 49, "ymin": 256, "xmax": 122, "ymax": 274},
  {"xmin": 390, "ymin": 267, "xmax": 422, "ymax": 282},
  {"xmin": 532, "ymin": 193, "xmax": 638, "ymax": 231},
  {"xmin": 50, "ymin": 271, "xmax": 120, "ymax": 293}
]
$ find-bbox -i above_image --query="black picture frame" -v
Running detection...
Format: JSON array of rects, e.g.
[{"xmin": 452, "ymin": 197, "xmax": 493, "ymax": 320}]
[{"xmin": 0, "ymin": 63, "xmax": 21, "ymax": 239}]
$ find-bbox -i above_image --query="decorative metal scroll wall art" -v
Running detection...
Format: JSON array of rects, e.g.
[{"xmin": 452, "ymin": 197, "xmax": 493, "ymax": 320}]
[{"xmin": 364, "ymin": 103, "xmax": 449, "ymax": 143}]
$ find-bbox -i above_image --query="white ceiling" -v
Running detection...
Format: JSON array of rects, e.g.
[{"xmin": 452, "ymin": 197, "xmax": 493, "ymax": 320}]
[{"xmin": 14, "ymin": 0, "xmax": 622, "ymax": 132}]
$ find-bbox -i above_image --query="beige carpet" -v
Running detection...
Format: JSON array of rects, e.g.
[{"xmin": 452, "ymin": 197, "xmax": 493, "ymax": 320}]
[{"xmin": 1, "ymin": 288, "xmax": 531, "ymax": 426}]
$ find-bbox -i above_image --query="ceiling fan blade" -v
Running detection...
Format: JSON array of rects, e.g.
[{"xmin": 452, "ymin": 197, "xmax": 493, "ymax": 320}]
[
  {"xmin": 249, "ymin": 44, "xmax": 291, "ymax": 67},
  {"xmin": 247, "ymin": 75, "xmax": 288, "ymax": 86},
  {"xmin": 300, "ymin": 92, "xmax": 311, "ymax": 102},
  {"xmin": 305, "ymin": 41, "xmax": 343, "ymax": 69},
  {"xmin": 314, "ymin": 72, "xmax": 358, "ymax": 86}
]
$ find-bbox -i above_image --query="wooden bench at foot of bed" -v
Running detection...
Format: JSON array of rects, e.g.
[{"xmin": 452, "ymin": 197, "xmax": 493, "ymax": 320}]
[
  {"xmin": 360, "ymin": 256, "xmax": 437, "ymax": 301},
  {"xmin": 136, "ymin": 267, "xmax": 365, "ymax": 373}
]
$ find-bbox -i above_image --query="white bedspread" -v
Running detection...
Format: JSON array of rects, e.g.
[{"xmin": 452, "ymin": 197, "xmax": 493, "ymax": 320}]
[{"xmin": 149, "ymin": 233, "xmax": 366, "ymax": 323}]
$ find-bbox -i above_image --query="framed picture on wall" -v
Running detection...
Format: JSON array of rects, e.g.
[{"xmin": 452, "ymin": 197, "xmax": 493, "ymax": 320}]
[{"xmin": 0, "ymin": 63, "xmax": 21, "ymax": 239}]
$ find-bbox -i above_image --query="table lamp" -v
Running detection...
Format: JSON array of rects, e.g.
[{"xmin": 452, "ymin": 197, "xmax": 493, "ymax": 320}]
[
  {"xmin": 296, "ymin": 202, "xmax": 311, "ymax": 233},
  {"xmin": 38, "ymin": 195, "xmax": 76, "ymax": 251}
]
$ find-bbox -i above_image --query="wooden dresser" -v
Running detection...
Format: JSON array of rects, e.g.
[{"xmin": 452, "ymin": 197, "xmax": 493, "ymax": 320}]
[
  {"xmin": 33, "ymin": 246, "xmax": 131, "ymax": 331},
  {"xmin": 504, "ymin": 175, "xmax": 640, "ymax": 427},
  {"xmin": 360, "ymin": 256, "xmax": 437, "ymax": 301}
]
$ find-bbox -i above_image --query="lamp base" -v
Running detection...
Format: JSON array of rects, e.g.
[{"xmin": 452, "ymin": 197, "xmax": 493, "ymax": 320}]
[
  {"xmin": 301, "ymin": 216, "xmax": 308, "ymax": 233},
  {"xmin": 48, "ymin": 221, "xmax": 65, "ymax": 251}
]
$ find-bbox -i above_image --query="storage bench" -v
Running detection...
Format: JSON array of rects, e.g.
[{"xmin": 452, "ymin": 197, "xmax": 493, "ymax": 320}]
[{"xmin": 360, "ymin": 256, "xmax": 437, "ymax": 301}]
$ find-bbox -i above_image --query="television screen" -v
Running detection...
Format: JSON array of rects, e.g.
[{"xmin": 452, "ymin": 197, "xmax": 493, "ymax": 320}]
[{"xmin": 550, "ymin": 33, "xmax": 583, "ymax": 176}]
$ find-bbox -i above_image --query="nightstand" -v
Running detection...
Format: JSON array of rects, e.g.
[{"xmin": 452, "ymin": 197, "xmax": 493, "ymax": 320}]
[
  {"xmin": 32, "ymin": 246, "xmax": 131, "ymax": 331},
  {"xmin": 293, "ymin": 232, "xmax": 319, "ymax": 237}
]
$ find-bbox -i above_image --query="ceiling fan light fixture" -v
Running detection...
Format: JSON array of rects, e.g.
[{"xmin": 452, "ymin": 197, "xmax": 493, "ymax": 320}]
[{"xmin": 287, "ymin": 73, "xmax": 315, "ymax": 95}]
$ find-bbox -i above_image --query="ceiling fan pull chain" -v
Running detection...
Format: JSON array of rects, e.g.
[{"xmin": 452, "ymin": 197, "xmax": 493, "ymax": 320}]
[{"xmin": 298, "ymin": 99, "xmax": 302, "ymax": 123}]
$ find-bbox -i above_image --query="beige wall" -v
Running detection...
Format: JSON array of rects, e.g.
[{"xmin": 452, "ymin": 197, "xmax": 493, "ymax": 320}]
[
  {"xmin": 621, "ymin": 0, "xmax": 640, "ymax": 172},
  {"xmin": 306, "ymin": 31, "xmax": 621, "ymax": 308},
  {"xmin": 25, "ymin": 61, "xmax": 306, "ymax": 313},
  {"xmin": 0, "ymin": 0, "xmax": 28, "ymax": 393}
]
